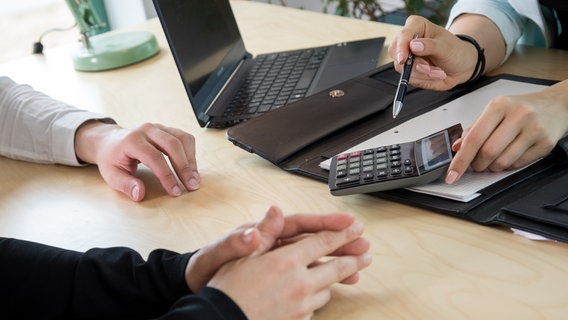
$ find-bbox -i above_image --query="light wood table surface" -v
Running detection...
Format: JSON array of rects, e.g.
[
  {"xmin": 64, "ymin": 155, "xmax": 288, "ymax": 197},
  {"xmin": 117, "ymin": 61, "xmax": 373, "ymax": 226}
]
[{"xmin": 1, "ymin": 1, "xmax": 567, "ymax": 319}]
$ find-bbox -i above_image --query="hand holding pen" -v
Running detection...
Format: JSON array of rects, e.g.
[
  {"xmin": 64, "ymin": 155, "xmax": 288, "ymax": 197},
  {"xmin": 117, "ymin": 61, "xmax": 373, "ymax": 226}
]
[{"xmin": 392, "ymin": 34, "xmax": 419, "ymax": 119}]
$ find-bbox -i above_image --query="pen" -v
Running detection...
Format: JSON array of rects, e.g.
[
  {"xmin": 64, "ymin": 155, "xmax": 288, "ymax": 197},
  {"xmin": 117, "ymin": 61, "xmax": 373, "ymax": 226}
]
[{"xmin": 392, "ymin": 34, "xmax": 419, "ymax": 119}]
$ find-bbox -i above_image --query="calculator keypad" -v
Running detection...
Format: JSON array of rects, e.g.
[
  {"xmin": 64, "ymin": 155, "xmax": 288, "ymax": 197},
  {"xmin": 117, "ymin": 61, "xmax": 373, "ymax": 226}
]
[{"xmin": 334, "ymin": 144, "xmax": 417, "ymax": 186}]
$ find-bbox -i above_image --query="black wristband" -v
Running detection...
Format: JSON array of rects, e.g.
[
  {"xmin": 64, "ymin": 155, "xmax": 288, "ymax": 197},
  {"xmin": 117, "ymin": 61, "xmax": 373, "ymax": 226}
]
[{"xmin": 455, "ymin": 34, "xmax": 486, "ymax": 83}]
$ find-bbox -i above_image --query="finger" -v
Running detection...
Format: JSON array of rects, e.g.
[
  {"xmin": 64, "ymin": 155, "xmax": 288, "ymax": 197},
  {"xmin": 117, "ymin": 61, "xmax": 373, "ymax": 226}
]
[
  {"xmin": 306, "ymin": 259, "xmax": 362, "ymax": 285},
  {"xmin": 284, "ymin": 222, "xmax": 365, "ymax": 265},
  {"xmin": 309, "ymin": 254, "xmax": 372, "ymax": 292},
  {"xmin": 152, "ymin": 124, "xmax": 200, "ymax": 191},
  {"xmin": 125, "ymin": 138, "xmax": 184, "ymax": 197},
  {"xmin": 446, "ymin": 103, "xmax": 506, "ymax": 183},
  {"xmin": 186, "ymin": 226, "xmax": 261, "ymax": 292},
  {"xmin": 278, "ymin": 212, "xmax": 355, "ymax": 239},
  {"xmin": 307, "ymin": 288, "xmax": 332, "ymax": 314},
  {"xmin": 251, "ymin": 206, "xmax": 286, "ymax": 256},
  {"xmin": 389, "ymin": 16, "xmax": 424, "ymax": 66},
  {"xmin": 141, "ymin": 123, "xmax": 200, "ymax": 192},
  {"xmin": 102, "ymin": 167, "xmax": 147, "ymax": 202}
]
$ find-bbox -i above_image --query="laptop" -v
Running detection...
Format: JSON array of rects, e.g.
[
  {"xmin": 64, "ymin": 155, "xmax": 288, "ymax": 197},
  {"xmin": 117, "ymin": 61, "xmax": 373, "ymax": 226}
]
[{"xmin": 153, "ymin": 0, "xmax": 385, "ymax": 128}]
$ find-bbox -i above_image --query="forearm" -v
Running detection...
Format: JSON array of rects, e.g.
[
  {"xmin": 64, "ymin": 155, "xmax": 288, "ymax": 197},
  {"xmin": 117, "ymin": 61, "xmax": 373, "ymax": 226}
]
[
  {"xmin": 0, "ymin": 76, "xmax": 113, "ymax": 166},
  {"xmin": 0, "ymin": 238, "xmax": 192, "ymax": 319},
  {"xmin": 448, "ymin": 14, "xmax": 506, "ymax": 74}
]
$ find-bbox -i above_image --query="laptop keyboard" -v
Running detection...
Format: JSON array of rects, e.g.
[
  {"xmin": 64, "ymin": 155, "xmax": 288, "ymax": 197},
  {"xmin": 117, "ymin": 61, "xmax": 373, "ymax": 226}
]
[{"xmin": 223, "ymin": 47, "xmax": 329, "ymax": 118}]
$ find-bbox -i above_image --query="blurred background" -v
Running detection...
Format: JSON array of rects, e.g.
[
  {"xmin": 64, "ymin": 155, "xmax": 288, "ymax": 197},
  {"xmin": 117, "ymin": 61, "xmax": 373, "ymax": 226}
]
[{"xmin": 0, "ymin": 0, "xmax": 451, "ymax": 64}]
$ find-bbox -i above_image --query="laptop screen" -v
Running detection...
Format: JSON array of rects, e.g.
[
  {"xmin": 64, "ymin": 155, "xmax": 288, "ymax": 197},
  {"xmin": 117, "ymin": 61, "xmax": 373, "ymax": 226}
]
[{"xmin": 154, "ymin": 0, "xmax": 246, "ymax": 123}]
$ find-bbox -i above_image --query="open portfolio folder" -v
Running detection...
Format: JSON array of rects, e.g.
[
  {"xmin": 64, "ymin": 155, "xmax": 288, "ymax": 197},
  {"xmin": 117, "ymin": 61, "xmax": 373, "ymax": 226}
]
[
  {"xmin": 319, "ymin": 79, "xmax": 549, "ymax": 202},
  {"xmin": 227, "ymin": 64, "xmax": 568, "ymax": 242}
]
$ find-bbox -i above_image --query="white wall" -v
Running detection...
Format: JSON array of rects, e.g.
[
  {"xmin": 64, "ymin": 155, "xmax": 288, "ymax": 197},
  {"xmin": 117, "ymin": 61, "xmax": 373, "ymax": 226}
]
[{"xmin": 103, "ymin": 0, "xmax": 156, "ymax": 30}]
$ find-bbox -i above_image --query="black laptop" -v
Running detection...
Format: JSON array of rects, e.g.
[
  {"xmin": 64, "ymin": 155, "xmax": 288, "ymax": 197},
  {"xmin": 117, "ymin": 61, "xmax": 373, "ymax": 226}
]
[{"xmin": 153, "ymin": 0, "xmax": 385, "ymax": 128}]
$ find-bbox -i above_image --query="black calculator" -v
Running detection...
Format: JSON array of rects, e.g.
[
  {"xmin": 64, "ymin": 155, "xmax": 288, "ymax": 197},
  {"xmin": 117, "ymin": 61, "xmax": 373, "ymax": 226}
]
[{"xmin": 328, "ymin": 124, "xmax": 463, "ymax": 196}]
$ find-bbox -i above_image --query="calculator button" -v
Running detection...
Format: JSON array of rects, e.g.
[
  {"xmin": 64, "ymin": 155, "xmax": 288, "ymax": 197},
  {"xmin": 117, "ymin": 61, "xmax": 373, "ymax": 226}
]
[
  {"xmin": 389, "ymin": 144, "xmax": 400, "ymax": 150},
  {"xmin": 362, "ymin": 165, "xmax": 374, "ymax": 172},
  {"xmin": 390, "ymin": 155, "xmax": 401, "ymax": 161},
  {"xmin": 362, "ymin": 160, "xmax": 373, "ymax": 166},
  {"xmin": 362, "ymin": 149, "xmax": 374, "ymax": 155},
  {"xmin": 404, "ymin": 166, "xmax": 414, "ymax": 174},
  {"xmin": 336, "ymin": 170, "xmax": 346, "ymax": 178},
  {"xmin": 403, "ymin": 159, "xmax": 412, "ymax": 166},
  {"xmin": 349, "ymin": 151, "xmax": 361, "ymax": 158},
  {"xmin": 376, "ymin": 152, "xmax": 387, "ymax": 158},
  {"xmin": 377, "ymin": 170, "xmax": 388, "ymax": 178},
  {"xmin": 376, "ymin": 146, "xmax": 387, "ymax": 152},
  {"xmin": 349, "ymin": 162, "xmax": 360, "ymax": 168},
  {"xmin": 348, "ymin": 168, "xmax": 360, "ymax": 175},
  {"xmin": 363, "ymin": 172, "xmax": 374, "ymax": 180},
  {"xmin": 362, "ymin": 154, "xmax": 374, "ymax": 161},
  {"xmin": 337, "ymin": 153, "xmax": 348, "ymax": 161},
  {"xmin": 336, "ymin": 176, "xmax": 359, "ymax": 185},
  {"xmin": 391, "ymin": 168, "xmax": 402, "ymax": 175},
  {"xmin": 391, "ymin": 161, "xmax": 401, "ymax": 167},
  {"xmin": 376, "ymin": 163, "xmax": 387, "ymax": 170},
  {"xmin": 390, "ymin": 149, "xmax": 401, "ymax": 156}
]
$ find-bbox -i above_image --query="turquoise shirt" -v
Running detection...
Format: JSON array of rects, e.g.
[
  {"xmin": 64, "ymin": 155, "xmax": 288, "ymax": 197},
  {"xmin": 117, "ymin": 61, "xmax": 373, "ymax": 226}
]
[{"xmin": 446, "ymin": 0, "xmax": 557, "ymax": 62}]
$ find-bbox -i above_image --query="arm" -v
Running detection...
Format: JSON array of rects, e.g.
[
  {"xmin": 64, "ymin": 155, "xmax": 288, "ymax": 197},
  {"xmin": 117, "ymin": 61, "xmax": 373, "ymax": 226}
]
[
  {"xmin": 446, "ymin": 79, "xmax": 568, "ymax": 183},
  {"xmin": 0, "ymin": 76, "xmax": 200, "ymax": 201},
  {"xmin": 0, "ymin": 238, "xmax": 192, "ymax": 319},
  {"xmin": 388, "ymin": 0, "xmax": 525, "ymax": 90}
]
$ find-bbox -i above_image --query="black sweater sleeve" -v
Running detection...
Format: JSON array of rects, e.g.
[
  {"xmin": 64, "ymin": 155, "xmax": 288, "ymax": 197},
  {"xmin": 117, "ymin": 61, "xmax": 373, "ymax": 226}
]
[{"xmin": 0, "ymin": 238, "xmax": 247, "ymax": 319}]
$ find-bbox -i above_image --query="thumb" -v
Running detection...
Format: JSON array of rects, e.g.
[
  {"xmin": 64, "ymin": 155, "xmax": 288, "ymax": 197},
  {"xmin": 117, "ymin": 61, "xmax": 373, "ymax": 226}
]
[{"xmin": 99, "ymin": 166, "xmax": 146, "ymax": 201}]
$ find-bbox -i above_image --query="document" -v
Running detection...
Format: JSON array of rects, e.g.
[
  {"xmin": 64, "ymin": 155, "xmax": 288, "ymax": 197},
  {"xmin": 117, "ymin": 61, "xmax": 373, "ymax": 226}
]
[{"xmin": 320, "ymin": 79, "xmax": 549, "ymax": 202}]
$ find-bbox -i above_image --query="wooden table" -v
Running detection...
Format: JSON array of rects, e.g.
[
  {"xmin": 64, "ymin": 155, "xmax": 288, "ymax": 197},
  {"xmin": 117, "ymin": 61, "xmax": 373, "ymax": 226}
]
[{"xmin": 1, "ymin": 1, "xmax": 567, "ymax": 319}]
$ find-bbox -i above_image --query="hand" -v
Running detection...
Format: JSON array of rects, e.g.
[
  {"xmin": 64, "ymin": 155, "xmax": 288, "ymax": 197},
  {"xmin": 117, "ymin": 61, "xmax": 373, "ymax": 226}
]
[
  {"xmin": 388, "ymin": 15, "xmax": 505, "ymax": 91},
  {"xmin": 446, "ymin": 81, "xmax": 568, "ymax": 184},
  {"xmin": 74, "ymin": 122, "xmax": 200, "ymax": 201},
  {"xmin": 388, "ymin": 15, "xmax": 476, "ymax": 90},
  {"xmin": 185, "ymin": 206, "xmax": 371, "ymax": 293},
  {"xmin": 207, "ymin": 211, "xmax": 372, "ymax": 320}
]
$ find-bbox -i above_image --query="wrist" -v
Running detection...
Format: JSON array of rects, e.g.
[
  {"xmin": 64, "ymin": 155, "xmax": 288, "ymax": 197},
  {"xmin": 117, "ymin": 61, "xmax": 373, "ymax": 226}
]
[
  {"xmin": 455, "ymin": 34, "xmax": 486, "ymax": 84},
  {"xmin": 74, "ymin": 120, "xmax": 119, "ymax": 164}
]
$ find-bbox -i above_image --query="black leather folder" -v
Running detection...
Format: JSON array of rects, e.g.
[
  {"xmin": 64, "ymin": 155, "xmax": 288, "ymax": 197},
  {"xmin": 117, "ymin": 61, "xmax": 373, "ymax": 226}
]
[{"xmin": 227, "ymin": 63, "xmax": 568, "ymax": 242}]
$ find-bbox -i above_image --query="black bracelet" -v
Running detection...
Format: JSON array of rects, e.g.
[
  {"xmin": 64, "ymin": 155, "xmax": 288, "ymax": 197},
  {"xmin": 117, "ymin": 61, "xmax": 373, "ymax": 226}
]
[{"xmin": 455, "ymin": 34, "xmax": 486, "ymax": 83}]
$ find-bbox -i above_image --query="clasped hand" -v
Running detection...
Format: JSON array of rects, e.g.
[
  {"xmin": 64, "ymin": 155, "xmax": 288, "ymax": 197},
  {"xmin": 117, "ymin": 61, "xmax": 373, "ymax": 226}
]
[{"xmin": 185, "ymin": 206, "xmax": 372, "ymax": 320}]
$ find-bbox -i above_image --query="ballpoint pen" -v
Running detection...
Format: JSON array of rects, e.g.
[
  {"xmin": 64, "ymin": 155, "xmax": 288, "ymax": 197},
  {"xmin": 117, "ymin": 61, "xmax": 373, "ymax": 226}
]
[{"xmin": 392, "ymin": 34, "xmax": 419, "ymax": 119}]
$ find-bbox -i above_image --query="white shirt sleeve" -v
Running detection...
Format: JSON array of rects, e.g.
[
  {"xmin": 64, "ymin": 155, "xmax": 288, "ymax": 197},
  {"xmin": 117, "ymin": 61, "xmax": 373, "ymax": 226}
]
[
  {"xmin": 446, "ymin": 0, "xmax": 528, "ymax": 62},
  {"xmin": 0, "ymin": 76, "xmax": 116, "ymax": 166}
]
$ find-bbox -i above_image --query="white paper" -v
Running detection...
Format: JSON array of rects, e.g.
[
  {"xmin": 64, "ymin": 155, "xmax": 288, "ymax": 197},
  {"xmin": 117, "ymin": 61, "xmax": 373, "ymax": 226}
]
[{"xmin": 321, "ymin": 79, "xmax": 548, "ymax": 202}]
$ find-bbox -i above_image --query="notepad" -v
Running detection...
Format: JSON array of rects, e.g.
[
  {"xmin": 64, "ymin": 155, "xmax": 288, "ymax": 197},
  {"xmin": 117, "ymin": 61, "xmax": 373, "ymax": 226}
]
[{"xmin": 320, "ymin": 79, "xmax": 549, "ymax": 202}]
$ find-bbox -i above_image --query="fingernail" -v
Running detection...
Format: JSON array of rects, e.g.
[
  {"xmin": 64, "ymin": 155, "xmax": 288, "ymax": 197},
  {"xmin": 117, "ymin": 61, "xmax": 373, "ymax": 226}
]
[
  {"xmin": 445, "ymin": 170, "xmax": 459, "ymax": 184},
  {"xmin": 410, "ymin": 40, "xmax": 424, "ymax": 52},
  {"xmin": 396, "ymin": 51, "xmax": 404, "ymax": 64},
  {"xmin": 172, "ymin": 185, "xmax": 182, "ymax": 196},
  {"xmin": 363, "ymin": 253, "xmax": 372, "ymax": 265},
  {"xmin": 193, "ymin": 171, "xmax": 201, "ymax": 182},
  {"xmin": 131, "ymin": 184, "xmax": 140, "ymax": 200},
  {"xmin": 350, "ymin": 222, "xmax": 364, "ymax": 235},
  {"xmin": 242, "ymin": 228, "xmax": 254, "ymax": 244},
  {"xmin": 187, "ymin": 172, "xmax": 200, "ymax": 190}
]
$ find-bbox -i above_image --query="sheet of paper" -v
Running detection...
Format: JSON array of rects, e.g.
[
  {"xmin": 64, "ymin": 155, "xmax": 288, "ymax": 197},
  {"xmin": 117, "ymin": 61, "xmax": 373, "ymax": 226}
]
[
  {"xmin": 320, "ymin": 79, "xmax": 548, "ymax": 202},
  {"xmin": 406, "ymin": 167, "xmax": 525, "ymax": 202}
]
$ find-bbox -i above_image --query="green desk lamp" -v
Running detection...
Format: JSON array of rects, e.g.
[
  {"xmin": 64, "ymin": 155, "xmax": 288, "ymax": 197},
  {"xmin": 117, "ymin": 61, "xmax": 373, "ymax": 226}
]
[{"xmin": 65, "ymin": 0, "xmax": 160, "ymax": 72}]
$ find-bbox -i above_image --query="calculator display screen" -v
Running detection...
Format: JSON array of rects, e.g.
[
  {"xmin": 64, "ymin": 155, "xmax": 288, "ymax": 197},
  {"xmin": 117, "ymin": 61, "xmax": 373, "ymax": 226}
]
[
  {"xmin": 414, "ymin": 124, "xmax": 463, "ymax": 174},
  {"xmin": 417, "ymin": 130, "xmax": 452, "ymax": 171}
]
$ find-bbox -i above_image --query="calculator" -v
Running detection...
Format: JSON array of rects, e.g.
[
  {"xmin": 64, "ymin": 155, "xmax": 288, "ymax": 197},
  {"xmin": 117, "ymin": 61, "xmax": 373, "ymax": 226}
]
[{"xmin": 328, "ymin": 124, "xmax": 463, "ymax": 196}]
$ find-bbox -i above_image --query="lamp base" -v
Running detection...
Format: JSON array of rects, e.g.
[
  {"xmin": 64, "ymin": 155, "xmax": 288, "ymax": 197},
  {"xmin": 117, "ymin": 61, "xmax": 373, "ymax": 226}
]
[{"xmin": 72, "ymin": 31, "xmax": 160, "ymax": 72}]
